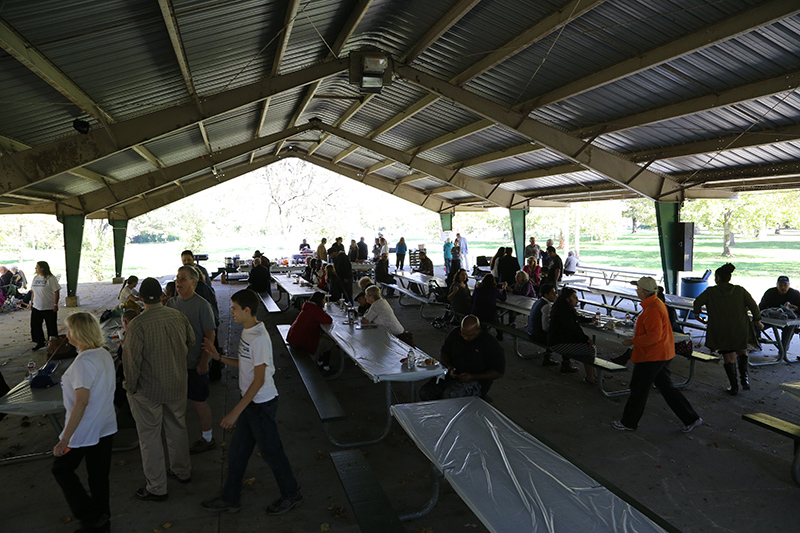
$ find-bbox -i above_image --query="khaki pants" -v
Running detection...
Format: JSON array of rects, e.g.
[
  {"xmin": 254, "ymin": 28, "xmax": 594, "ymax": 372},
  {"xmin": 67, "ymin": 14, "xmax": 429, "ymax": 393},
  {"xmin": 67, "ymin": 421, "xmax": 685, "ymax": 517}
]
[{"xmin": 127, "ymin": 393, "xmax": 192, "ymax": 495}]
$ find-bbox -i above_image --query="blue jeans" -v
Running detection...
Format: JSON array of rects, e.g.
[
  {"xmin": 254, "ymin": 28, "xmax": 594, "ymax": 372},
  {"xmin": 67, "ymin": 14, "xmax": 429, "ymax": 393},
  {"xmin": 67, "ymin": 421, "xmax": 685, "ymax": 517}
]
[
  {"xmin": 223, "ymin": 397, "xmax": 299, "ymax": 503},
  {"xmin": 444, "ymin": 258, "xmax": 451, "ymax": 275}
]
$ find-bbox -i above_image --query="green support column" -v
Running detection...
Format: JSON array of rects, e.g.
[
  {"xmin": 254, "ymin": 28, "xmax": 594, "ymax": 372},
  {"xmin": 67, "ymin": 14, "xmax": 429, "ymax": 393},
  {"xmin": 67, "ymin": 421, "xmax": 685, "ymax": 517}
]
[
  {"xmin": 60, "ymin": 214, "xmax": 85, "ymax": 307},
  {"xmin": 439, "ymin": 213, "xmax": 453, "ymax": 232},
  {"xmin": 510, "ymin": 208, "xmax": 527, "ymax": 269},
  {"xmin": 110, "ymin": 219, "xmax": 128, "ymax": 284},
  {"xmin": 655, "ymin": 202, "xmax": 680, "ymax": 295}
]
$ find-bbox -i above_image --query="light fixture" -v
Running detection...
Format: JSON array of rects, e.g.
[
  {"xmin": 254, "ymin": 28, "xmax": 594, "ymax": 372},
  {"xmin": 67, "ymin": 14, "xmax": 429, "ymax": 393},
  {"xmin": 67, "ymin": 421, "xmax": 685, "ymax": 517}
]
[
  {"xmin": 349, "ymin": 51, "xmax": 392, "ymax": 94},
  {"xmin": 72, "ymin": 119, "xmax": 90, "ymax": 134}
]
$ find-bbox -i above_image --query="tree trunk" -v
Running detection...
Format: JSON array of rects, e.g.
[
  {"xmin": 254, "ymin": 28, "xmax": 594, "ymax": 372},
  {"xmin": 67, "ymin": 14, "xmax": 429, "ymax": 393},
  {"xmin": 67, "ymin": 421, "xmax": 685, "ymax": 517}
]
[
  {"xmin": 631, "ymin": 215, "xmax": 638, "ymax": 234},
  {"xmin": 722, "ymin": 211, "xmax": 732, "ymax": 257}
]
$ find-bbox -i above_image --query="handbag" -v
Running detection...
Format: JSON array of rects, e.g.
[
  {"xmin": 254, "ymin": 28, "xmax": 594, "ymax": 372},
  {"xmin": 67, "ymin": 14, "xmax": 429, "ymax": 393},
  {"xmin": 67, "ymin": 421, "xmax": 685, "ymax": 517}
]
[{"xmin": 47, "ymin": 335, "xmax": 78, "ymax": 360}]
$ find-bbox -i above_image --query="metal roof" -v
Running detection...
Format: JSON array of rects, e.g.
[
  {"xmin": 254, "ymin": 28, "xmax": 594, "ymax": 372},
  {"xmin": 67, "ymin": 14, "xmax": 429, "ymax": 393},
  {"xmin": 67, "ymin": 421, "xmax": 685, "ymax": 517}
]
[{"xmin": 1, "ymin": 0, "xmax": 799, "ymax": 218}]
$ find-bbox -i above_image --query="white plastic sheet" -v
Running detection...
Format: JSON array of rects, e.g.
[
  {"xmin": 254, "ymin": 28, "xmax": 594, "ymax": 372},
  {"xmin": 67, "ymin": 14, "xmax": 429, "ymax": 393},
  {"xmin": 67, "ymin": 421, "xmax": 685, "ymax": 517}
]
[
  {"xmin": 322, "ymin": 305, "xmax": 445, "ymax": 383},
  {"xmin": 272, "ymin": 274, "xmax": 319, "ymax": 300},
  {"xmin": 392, "ymin": 397, "xmax": 670, "ymax": 533},
  {"xmin": 780, "ymin": 381, "xmax": 800, "ymax": 403}
]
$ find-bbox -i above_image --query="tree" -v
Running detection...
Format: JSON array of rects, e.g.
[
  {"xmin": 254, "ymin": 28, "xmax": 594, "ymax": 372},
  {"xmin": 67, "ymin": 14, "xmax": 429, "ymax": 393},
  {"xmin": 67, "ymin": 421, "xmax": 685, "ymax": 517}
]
[{"xmin": 622, "ymin": 199, "xmax": 656, "ymax": 233}]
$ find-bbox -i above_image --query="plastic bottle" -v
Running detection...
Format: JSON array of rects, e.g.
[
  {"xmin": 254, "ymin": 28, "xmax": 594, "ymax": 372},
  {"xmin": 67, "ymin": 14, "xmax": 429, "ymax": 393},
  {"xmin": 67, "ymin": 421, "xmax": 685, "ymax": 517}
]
[
  {"xmin": 27, "ymin": 360, "xmax": 36, "ymax": 380},
  {"xmin": 406, "ymin": 349, "xmax": 415, "ymax": 370},
  {"xmin": 625, "ymin": 313, "xmax": 632, "ymax": 326},
  {"xmin": 594, "ymin": 310, "xmax": 601, "ymax": 326}
]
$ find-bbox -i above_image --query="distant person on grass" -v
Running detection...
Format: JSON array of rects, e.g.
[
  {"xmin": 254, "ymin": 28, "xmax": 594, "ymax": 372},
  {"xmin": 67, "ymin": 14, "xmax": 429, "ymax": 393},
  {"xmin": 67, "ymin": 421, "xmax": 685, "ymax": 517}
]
[{"xmin": 201, "ymin": 289, "xmax": 302, "ymax": 515}]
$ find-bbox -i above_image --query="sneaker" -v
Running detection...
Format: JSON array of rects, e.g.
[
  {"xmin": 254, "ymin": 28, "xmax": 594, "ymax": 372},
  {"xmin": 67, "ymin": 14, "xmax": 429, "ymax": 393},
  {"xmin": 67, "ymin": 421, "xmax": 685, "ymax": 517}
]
[
  {"xmin": 167, "ymin": 470, "xmax": 191, "ymax": 484},
  {"xmin": 201, "ymin": 497, "xmax": 241, "ymax": 513},
  {"xmin": 611, "ymin": 420, "xmax": 636, "ymax": 432},
  {"xmin": 190, "ymin": 437, "xmax": 216, "ymax": 454},
  {"xmin": 681, "ymin": 417, "xmax": 703, "ymax": 433},
  {"xmin": 266, "ymin": 494, "xmax": 303, "ymax": 515}
]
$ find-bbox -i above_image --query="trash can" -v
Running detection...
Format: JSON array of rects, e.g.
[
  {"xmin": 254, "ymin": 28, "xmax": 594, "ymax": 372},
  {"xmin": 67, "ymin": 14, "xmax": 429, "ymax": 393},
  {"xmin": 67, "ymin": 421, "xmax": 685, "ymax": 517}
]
[{"xmin": 681, "ymin": 277, "xmax": 708, "ymax": 318}]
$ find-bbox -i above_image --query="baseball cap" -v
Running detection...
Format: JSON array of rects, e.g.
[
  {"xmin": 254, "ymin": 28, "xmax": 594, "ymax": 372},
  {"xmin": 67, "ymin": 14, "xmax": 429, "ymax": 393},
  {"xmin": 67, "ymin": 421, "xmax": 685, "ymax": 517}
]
[
  {"xmin": 630, "ymin": 276, "xmax": 658, "ymax": 293},
  {"xmin": 139, "ymin": 277, "xmax": 163, "ymax": 304},
  {"xmin": 777, "ymin": 275, "xmax": 790, "ymax": 284}
]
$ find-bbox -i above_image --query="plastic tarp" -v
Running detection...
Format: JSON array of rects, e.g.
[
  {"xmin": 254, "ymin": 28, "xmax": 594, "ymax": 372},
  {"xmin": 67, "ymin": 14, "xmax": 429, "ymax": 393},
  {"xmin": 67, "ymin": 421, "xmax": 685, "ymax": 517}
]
[
  {"xmin": 272, "ymin": 274, "xmax": 319, "ymax": 299},
  {"xmin": 322, "ymin": 305, "xmax": 445, "ymax": 383},
  {"xmin": 780, "ymin": 381, "xmax": 800, "ymax": 403},
  {"xmin": 391, "ymin": 397, "xmax": 670, "ymax": 533}
]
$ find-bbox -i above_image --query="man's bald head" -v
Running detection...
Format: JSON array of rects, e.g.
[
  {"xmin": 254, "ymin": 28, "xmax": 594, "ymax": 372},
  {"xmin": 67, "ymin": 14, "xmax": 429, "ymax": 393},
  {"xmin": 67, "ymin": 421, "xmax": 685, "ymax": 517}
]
[{"xmin": 460, "ymin": 315, "xmax": 482, "ymax": 341}]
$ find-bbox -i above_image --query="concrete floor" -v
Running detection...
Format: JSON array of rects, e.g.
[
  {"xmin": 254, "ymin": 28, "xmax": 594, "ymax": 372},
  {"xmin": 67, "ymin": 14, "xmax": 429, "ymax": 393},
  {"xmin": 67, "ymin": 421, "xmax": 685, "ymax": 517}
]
[{"xmin": 1, "ymin": 270, "xmax": 799, "ymax": 532}]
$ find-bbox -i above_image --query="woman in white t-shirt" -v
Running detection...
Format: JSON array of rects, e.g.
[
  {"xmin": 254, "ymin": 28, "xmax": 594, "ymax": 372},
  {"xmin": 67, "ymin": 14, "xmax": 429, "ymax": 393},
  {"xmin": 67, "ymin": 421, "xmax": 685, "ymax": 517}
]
[
  {"xmin": 117, "ymin": 275, "xmax": 141, "ymax": 313},
  {"xmin": 52, "ymin": 312, "xmax": 117, "ymax": 533},
  {"xmin": 30, "ymin": 260, "xmax": 61, "ymax": 351}
]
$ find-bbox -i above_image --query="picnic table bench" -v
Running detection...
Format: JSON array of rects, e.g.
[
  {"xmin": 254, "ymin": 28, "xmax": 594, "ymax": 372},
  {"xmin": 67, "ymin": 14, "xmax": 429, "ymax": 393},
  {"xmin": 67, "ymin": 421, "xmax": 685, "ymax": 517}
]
[
  {"xmin": 391, "ymin": 397, "xmax": 678, "ymax": 532},
  {"xmin": 742, "ymin": 412, "xmax": 800, "ymax": 485},
  {"xmin": 576, "ymin": 264, "xmax": 662, "ymax": 286},
  {"xmin": 378, "ymin": 282, "xmax": 445, "ymax": 319}
]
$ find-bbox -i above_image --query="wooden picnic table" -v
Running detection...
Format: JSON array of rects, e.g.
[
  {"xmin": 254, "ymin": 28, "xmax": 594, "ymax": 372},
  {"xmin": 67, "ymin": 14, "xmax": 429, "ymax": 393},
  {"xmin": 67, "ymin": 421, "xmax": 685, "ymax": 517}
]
[{"xmin": 391, "ymin": 397, "xmax": 676, "ymax": 532}]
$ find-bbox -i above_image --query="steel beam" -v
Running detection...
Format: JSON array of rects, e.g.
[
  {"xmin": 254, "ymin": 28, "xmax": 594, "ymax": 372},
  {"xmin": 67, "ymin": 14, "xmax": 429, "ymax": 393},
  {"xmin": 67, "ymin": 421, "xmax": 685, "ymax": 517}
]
[
  {"xmin": 6, "ymin": 124, "xmax": 315, "ymax": 216},
  {"xmin": 0, "ymin": 58, "xmax": 348, "ymax": 196},
  {"xmin": 315, "ymin": 122, "xmax": 563, "ymax": 208},
  {"xmin": 401, "ymin": 0, "xmax": 481, "ymax": 63},
  {"xmin": 0, "ymin": 134, "xmax": 29, "ymax": 154},
  {"xmin": 522, "ymin": 0, "xmax": 800, "ymax": 112},
  {"xmin": 157, "ymin": 0, "xmax": 200, "ymax": 109}
]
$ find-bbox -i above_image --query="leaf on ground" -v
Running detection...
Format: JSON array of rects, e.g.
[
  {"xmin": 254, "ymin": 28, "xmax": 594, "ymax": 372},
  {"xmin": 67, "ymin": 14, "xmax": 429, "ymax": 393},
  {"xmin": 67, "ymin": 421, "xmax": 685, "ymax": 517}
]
[
  {"xmin": 320, "ymin": 524, "xmax": 330, "ymax": 532},
  {"xmin": 161, "ymin": 522, "xmax": 172, "ymax": 529},
  {"xmin": 115, "ymin": 460, "xmax": 127, "ymax": 466},
  {"xmin": 243, "ymin": 477, "xmax": 256, "ymax": 486},
  {"xmin": 59, "ymin": 516, "xmax": 72, "ymax": 524}
]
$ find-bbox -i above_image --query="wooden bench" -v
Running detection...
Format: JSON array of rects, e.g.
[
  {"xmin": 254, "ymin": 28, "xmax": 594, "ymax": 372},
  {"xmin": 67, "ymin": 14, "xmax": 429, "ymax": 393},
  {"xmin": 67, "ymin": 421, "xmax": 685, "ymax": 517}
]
[
  {"xmin": 330, "ymin": 449, "xmax": 405, "ymax": 532},
  {"xmin": 742, "ymin": 413, "xmax": 800, "ymax": 485},
  {"xmin": 276, "ymin": 325, "xmax": 346, "ymax": 424}
]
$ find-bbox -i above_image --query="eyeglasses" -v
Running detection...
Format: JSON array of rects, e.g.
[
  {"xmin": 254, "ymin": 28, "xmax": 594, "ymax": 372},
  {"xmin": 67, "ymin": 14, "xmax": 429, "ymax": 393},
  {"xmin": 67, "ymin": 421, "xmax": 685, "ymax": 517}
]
[{"xmin": 175, "ymin": 276, "xmax": 192, "ymax": 282}]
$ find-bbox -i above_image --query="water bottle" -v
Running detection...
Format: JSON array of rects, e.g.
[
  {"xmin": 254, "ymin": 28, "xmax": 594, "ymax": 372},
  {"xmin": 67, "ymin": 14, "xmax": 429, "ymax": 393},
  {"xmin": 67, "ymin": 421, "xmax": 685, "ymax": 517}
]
[
  {"xmin": 406, "ymin": 349, "xmax": 415, "ymax": 370},
  {"xmin": 625, "ymin": 313, "xmax": 632, "ymax": 326},
  {"xmin": 27, "ymin": 360, "xmax": 36, "ymax": 380},
  {"xmin": 594, "ymin": 310, "xmax": 601, "ymax": 326}
]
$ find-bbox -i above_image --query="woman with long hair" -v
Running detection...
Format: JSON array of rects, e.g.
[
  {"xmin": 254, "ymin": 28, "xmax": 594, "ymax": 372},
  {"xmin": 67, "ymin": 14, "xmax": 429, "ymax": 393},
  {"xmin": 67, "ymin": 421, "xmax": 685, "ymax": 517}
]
[
  {"xmin": 396, "ymin": 237, "xmax": 407, "ymax": 271},
  {"xmin": 693, "ymin": 263, "xmax": 762, "ymax": 395},
  {"xmin": 547, "ymin": 287, "xmax": 597, "ymax": 381},
  {"xmin": 489, "ymin": 246, "xmax": 505, "ymax": 278},
  {"xmin": 471, "ymin": 274, "xmax": 507, "ymax": 340},
  {"xmin": 117, "ymin": 276, "xmax": 141, "ymax": 314},
  {"xmin": 52, "ymin": 312, "xmax": 117, "ymax": 533},
  {"xmin": 448, "ymin": 268, "xmax": 471, "ymax": 317},
  {"xmin": 30, "ymin": 260, "xmax": 61, "ymax": 351}
]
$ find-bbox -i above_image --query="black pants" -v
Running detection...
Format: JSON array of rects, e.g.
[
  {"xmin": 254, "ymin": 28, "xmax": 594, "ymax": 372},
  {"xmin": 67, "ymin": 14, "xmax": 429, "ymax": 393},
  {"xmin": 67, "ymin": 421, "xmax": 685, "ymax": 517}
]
[
  {"xmin": 52, "ymin": 434, "xmax": 114, "ymax": 525},
  {"xmin": 31, "ymin": 308, "xmax": 58, "ymax": 344},
  {"xmin": 396, "ymin": 254, "xmax": 405, "ymax": 270},
  {"xmin": 621, "ymin": 360, "xmax": 699, "ymax": 430}
]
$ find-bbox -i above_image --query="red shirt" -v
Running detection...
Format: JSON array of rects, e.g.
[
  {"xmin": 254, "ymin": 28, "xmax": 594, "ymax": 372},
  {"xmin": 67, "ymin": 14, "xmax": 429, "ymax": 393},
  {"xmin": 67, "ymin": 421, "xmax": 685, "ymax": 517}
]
[{"xmin": 287, "ymin": 302, "xmax": 333, "ymax": 354}]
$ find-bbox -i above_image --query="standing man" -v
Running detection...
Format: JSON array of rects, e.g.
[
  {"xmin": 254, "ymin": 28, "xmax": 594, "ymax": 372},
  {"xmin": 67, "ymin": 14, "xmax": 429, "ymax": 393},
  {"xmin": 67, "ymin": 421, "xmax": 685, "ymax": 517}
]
[
  {"xmin": 357, "ymin": 237, "xmax": 369, "ymax": 262},
  {"xmin": 316, "ymin": 238, "xmax": 328, "ymax": 261},
  {"xmin": 524, "ymin": 237, "xmax": 538, "ymax": 260},
  {"xmin": 167, "ymin": 266, "xmax": 217, "ymax": 453},
  {"xmin": 331, "ymin": 248, "xmax": 353, "ymax": 302},
  {"xmin": 442, "ymin": 238, "xmax": 453, "ymax": 275},
  {"xmin": 541, "ymin": 239, "xmax": 554, "ymax": 269},
  {"xmin": 612, "ymin": 277, "xmax": 703, "ymax": 433},
  {"xmin": 544, "ymin": 246, "xmax": 563, "ymax": 283},
  {"xmin": 201, "ymin": 289, "xmax": 302, "ymax": 515},
  {"xmin": 124, "ymin": 278, "xmax": 195, "ymax": 501},
  {"xmin": 456, "ymin": 233, "xmax": 469, "ymax": 272},
  {"xmin": 299, "ymin": 239, "xmax": 310, "ymax": 251},
  {"xmin": 181, "ymin": 250, "xmax": 210, "ymax": 284},
  {"xmin": 419, "ymin": 315, "xmax": 505, "ymax": 400}
]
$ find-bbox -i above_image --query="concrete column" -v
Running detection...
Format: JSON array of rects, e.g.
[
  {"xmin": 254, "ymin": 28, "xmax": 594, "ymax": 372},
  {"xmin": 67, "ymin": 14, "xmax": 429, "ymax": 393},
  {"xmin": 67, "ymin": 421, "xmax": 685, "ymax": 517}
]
[
  {"xmin": 110, "ymin": 218, "xmax": 128, "ymax": 284},
  {"xmin": 509, "ymin": 209, "xmax": 527, "ymax": 269},
  {"xmin": 60, "ymin": 214, "xmax": 85, "ymax": 307},
  {"xmin": 655, "ymin": 202, "xmax": 681, "ymax": 295}
]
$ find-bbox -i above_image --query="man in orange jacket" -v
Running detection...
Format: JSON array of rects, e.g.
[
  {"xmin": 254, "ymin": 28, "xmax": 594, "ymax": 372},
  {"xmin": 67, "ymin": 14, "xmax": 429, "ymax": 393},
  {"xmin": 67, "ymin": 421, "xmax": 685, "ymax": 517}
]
[{"xmin": 612, "ymin": 277, "xmax": 703, "ymax": 433}]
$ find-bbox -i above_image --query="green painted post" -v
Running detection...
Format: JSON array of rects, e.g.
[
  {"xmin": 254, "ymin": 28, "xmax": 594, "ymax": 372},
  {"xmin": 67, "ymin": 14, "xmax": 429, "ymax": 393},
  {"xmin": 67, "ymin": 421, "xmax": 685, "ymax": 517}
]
[
  {"xmin": 60, "ymin": 214, "xmax": 85, "ymax": 307},
  {"xmin": 655, "ymin": 202, "xmax": 680, "ymax": 295},
  {"xmin": 110, "ymin": 219, "xmax": 128, "ymax": 283},
  {"xmin": 439, "ymin": 213, "xmax": 453, "ymax": 232},
  {"xmin": 510, "ymin": 209, "xmax": 527, "ymax": 269}
]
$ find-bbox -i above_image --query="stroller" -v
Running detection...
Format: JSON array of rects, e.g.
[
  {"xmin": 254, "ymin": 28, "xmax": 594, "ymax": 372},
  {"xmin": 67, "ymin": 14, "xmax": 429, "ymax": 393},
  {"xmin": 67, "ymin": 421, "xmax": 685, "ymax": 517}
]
[{"xmin": 0, "ymin": 284, "xmax": 22, "ymax": 313}]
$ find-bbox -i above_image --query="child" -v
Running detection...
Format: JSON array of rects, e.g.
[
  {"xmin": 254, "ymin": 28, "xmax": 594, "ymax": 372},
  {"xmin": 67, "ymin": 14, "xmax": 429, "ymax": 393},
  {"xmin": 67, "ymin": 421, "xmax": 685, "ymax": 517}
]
[{"xmin": 200, "ymin": 289, "xmax": 301, "ymax": 515}]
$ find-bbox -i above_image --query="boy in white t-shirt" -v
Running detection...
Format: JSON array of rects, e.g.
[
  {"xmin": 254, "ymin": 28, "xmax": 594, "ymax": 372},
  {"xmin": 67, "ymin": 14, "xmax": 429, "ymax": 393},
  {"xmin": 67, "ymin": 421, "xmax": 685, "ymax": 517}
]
[{"xmin": 200, "ymin": 289, "xmax": 301, "ymax": 515}]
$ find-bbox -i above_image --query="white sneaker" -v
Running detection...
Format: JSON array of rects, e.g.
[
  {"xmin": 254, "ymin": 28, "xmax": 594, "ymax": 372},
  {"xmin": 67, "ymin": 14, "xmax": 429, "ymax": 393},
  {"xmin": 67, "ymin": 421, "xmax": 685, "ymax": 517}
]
[{"xmin": 681, "ymin": 417, "xmax": 703, "ymax": 433}]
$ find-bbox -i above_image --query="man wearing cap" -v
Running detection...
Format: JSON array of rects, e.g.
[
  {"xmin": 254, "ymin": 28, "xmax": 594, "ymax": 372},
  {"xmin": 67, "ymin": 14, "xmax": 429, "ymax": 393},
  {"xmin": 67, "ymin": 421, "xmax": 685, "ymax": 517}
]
[
  {"xmin": 612, "ymin": 277, "xmax": 703, "ymax": 433},
  {"xmin": 413, "ymin": 251, "xmax": 434, "ymax": 276},
  {"xmin": 124, "ymin": 278, "xmax": 196, "ymax": 500},
  {"xmin": 759, "ymin": 276, "xmax": 800, "ymax": 311}
]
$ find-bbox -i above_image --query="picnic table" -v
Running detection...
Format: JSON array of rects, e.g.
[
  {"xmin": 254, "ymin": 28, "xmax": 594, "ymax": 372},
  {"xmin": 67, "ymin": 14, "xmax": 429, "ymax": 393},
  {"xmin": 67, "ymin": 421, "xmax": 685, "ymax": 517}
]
[
  {"xmin": 391, "ymin": 397, "xmax": 676, "ymax": 532},
  {"xmin": 394, "ymin": 270, "xmax": 444, "ymax": 295},
  {"xmin": 272, "ymin": 273, "xmax": 319, "ymax": 310},
  {"xmin": 757, "ymin": 316, "xmax": 800, "ymax": 366},
  {"xmin": 310, "ymin": 303, "xmax": 445, "ymax": 446},
  {"xmin": 270, "ymin": 265, "xmax": 305, "ymax": 275},
  {"xmin": 576, "ymin": 264, "xmax": 662, "ymax": 286}
]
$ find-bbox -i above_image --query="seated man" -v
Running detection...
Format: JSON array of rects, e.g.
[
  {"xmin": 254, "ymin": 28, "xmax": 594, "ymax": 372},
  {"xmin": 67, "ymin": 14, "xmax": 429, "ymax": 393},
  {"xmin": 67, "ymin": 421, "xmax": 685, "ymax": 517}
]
[
  {"xmin": 419, "ymin": 315, "xmax": 505, "ymax": 401},
  {"xmin": 247, "ymin": 257, "xmax": 272, "ymax": 296},
  {"xmin": 760, "ymin": 275, "xmax": 800, "ymax": 311},
  {"xmin": 361, "ymin": 285, "xmax": 404, "ymax": 335},
  {"xmin": 287, "ymin": 292, "xmax": 336, "ymax": 374},
  {"xmin": 527, "ymin": 283, "xmax": 559, "ymax": 366},
  {"xmin": 10, "ymin": 266, "xmax": 27, "ymax": 289},
  {"xmin": 0, "ymin": 266, "xmax": 11, "ymax": 288},
  {"xmin": 413, "ymin": 251, "xmax": 434, "ymax": 276},
  {"xmin": 354, "ymin": 291, "xmax": 370, "ymax": 316}
]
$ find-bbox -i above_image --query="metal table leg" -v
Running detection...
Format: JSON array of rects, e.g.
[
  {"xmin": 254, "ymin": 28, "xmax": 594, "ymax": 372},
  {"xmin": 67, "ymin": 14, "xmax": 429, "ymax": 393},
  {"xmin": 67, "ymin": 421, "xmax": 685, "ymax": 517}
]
[{"xmin": 323, "ymin": 382, "xmax": 394, "ymax": 448}]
